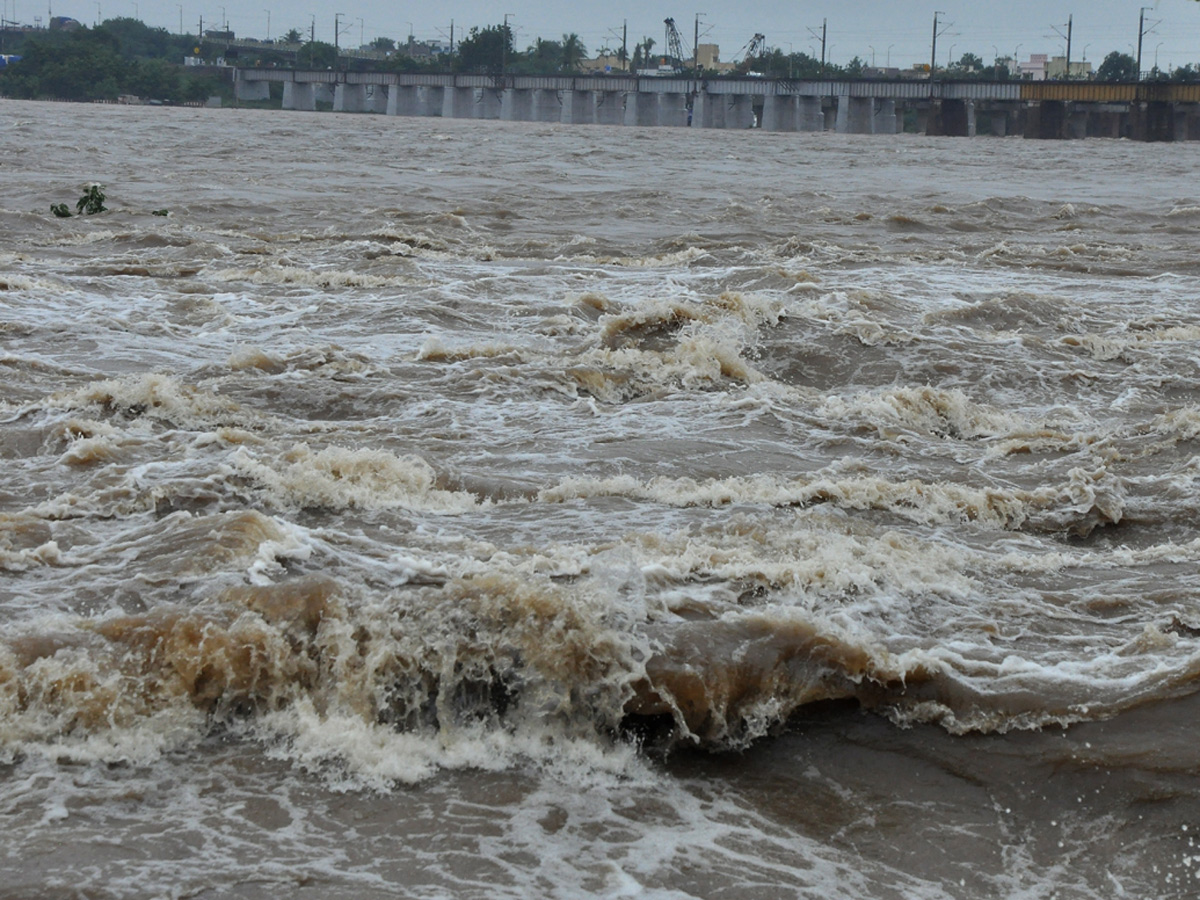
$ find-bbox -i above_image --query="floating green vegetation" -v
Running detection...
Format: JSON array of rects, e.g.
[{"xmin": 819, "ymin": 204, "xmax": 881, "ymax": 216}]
[
  {"xmin": 50, "ymin": 184, "xmax": 169, "ymax": 219},
  {"xmin": 75, "ymin": 183, "xmax": 108, "ymax": 216}
]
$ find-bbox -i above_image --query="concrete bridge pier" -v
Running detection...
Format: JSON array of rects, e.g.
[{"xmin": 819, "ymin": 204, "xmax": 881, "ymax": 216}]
[
  {"xmin": 501, "ymin": 88, "xmax": 533, "ymax": 121},
  {"xmin": 1178, "ymin": 106, "xmax": 1200, "ymax": 140},
  {"xmin": 927, "ymin": 99, "xmax": 971, "ymax": 137},
  {"xmin": 388, "ymin": 85, "xmax": 417, "ymax": 116},
  {"xmin": 235, "ymin": 78, "xmax": 270, "ymax": 102},
  {"xmin": 314, "ymin": 84, "xmax": 334, "ymax": 107},
  {"xmin": 532, "ymin": 89, "xmax": 561, "ymax": 122},
  {"xmin": 659, "ymin": 92, "xmax": 690, "ymax": 127},
  {"xmin": 417, "ymin": 86, "xmax": 444, "ymax": 117},
  {"xmin": 478, "ymin": 88, "xmax": 503, "ymax": 119},
  {"xmin": 334, "ymin": 84, "xmax": 367, "ymax": 112},
  {"xmin": 624, "ymin": 92, "xmax": 658, "ymax": 127},
  {"xmin": 365, "ymin": 85, "xmax": 388, "ymax": 113},
  {"xmin": 1132, "ymin": 101, "xmax": 1176, "ymax": 141},
  {"xmin": 561, "ymin": 90, "xmax": 594, "ymax": 124},
  {"xmin": 1067, "ymin": 106, "xmax": 1090, "ymax": 140},
  {"xmin": 692, "ymin": 92, "xmax": 717, "ymax": 127},
  {"xmin": 594, "ymin": 92, "xmax": 624, "ymax": 125},
  {"xmin": 1024, "ymin": 100, "xmax": 1067, "ymax": 139},
  {"xmin": 442, "ymin": 86, "xmax": 476, "ymax": 119},
  {"xmin": 874, "ymin": 99, "xmax": 898, "ymax": 134},
  {"xmin": 282, "ymin": 82, "xmax": 315, "ymax": 111},
  {"xmin": 1086, "ymin": 107, "xmax": 1124, "ymax": 138},
  {"xmin": 762, "ymin": 95, "xmax": 798, "ymax": 131},
  {"xmin": 727, "ymin": 95, "xmax": 756, "ymax": 128},
  {"xmin": 836, "ymin": 95, "xmax": 876, "ymax": 134},
  {"xmin": 988, "ymin": 111, "xmax": 1009, "ymax": 137},
  {"xmin": 797, "ymin": 96, "xmax": 824, "ymax": 131}
]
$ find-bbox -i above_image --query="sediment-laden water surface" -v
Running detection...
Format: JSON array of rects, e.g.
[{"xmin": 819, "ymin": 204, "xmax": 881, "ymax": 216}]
[{"xmin": 2, "ymin": 100, "xmax": 1200, "ymax": 898}]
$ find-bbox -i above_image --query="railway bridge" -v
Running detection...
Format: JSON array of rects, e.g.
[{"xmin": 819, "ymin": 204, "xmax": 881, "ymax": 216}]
[{"xmin": 233, "ymin": 69, "xmax": 1200, "ymax": 141}]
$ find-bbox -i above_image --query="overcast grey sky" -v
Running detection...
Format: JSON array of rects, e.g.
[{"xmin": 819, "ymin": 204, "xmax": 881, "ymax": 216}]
[{"xmin": 28, "ymin": 1, "xmax": 1200, "ymax": 69}]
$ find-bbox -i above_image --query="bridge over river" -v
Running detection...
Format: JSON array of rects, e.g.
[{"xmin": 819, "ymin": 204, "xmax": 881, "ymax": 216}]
[{"xmin": 233, "ymin": 69, "xmax": 1200, "ymax": 141}]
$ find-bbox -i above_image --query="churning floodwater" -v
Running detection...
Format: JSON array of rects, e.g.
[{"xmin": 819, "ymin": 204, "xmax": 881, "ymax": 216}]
[{"xmin": 2, "ymin": 100, "xmax": 1200, "ymax": 899}]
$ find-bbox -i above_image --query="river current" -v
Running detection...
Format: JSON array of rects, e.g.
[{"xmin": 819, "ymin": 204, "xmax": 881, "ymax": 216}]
[{"xmin": 2, "ymin": 100, "xmax": 1200, "ymax": 898}]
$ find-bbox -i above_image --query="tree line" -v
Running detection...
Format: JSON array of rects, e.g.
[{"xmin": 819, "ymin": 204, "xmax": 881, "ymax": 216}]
[{"xmin": 0, "ymin": 19, "xmax": 229, "ymax": 102}]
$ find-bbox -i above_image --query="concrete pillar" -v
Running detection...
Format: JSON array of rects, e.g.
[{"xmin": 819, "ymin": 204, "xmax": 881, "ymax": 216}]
[
  {"xmin": 989, "ymin": 111, "xmax": 1008, "ymax": 137},
  {"xmin": 1067, "ymin": 107, "xmax": 1089, "ymax": 140},
  {"xmin": 659, "ymin": 92, "xmax": 689, "ymax": 127},
  {"xmin": 366, "ymin": 85, "xmax": 388, "ymax": 114},
  {"xmin": 1131, "ymin": 101, "xmax": 1175, "ymax": 142},
  {"xmin": 314, "ymin": 84, "xmax": 334, "ymax": 107},
  {"xmin": 836, "ymin": 95, "xmax": 875, "ymax": 134},
  {"xmin": 762, "ymin": 95, "xmax": 798, "ymax": 131},
  {"xmin": 927, "ymin": 99, "xmax": 969, "ymax": 137},
  {"xmin": 418, "ymin": 86, "xmax": 444, "ymax": 117},
  {"xmin": 693, "ymin": 92, "xmax": 719, "ymax": 128},
  {"xmin": 966, "ymin": 100, "xmax": 977, "ymax": 137},
  {"xmin": 624, "ymin": 91, "xmax": 659, "ymax": 127},
  {"xmin": 594, "ymin": 92, "xmax": 624, "ymax": 125},
  {"xmin": 561, "ymin": 90, "xmax": 594, "ymax": 124},
  {"xmin": 478, "ymin": 88, "xmax": 502, "ymax": 119},
  {"xmin": 729, "ymin": 95, "xmax": 756, "ymax": 129},
  {"xmin": 282, "ymin": 82, "xmax": 315, "ymax": 111},
  {"xmin": 1184, "ymin": 108, "xmax": 1200, "ymax": 141},
  {"xmin": 500, "ymin": 88, "xmax": 531, "ymax": 120},
  {"xmin": 388, "ymin": 85, "xmax": 417, "ymax": 116},
  {"xmin": 873, "ymin": 99, "xmax": 897, "ymax": 134},
  {"xmin": 334, "ymin": 83, "xmax": 366, "ymax": 112},
  {"xmin": 235, "ymin": 78, "xmax": 270, "ymax": 102},
  {"xmin": 1024, "ymin": 100, "xmax": 1067, "ymax": 139},
  {"xmin": 532, "ymin": 89, "xmax": 561, "ymax": 122},
  {"xmin": 798, "ymin": 96, "xmax": 824, "ymax": 131},
  {"xmin": 442, "ymin": 86, "xmax": 475, "ymax": 119}
]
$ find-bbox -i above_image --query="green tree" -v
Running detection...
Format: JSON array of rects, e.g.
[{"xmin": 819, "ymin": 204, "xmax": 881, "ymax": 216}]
[
  {"xmin": 560, "ymin": 33, "xmax": 586, "ymax": 72},
  {"xmin": 282, "ymin": 28, "xmax": 303, "ymax": 44},
  {"xmin": 454, "ymin": 24, "xmax": 513, "ymax": 74},
  {"xmin": 370, "ymin": 36, "xmax": 395, "ymax": 52},
  {"xmin": 1096, "ymin": 51, "xmax": 1137, "ymax": 82},
  {"xmin": 301, "ymin": 40, "xmax": 337, "ymax": 69},
  {"xmin": 517, "ymin": 38, "xmax": 562, "ymax": 75},
  {"xmin": 956, "ymin": 52, "xmax": 983, "ymax": 72}
]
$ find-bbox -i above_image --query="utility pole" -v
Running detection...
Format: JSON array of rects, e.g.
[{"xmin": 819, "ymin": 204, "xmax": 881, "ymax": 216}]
[
  {"xmin": 502, "ymin": 13, "xmax": 513, "ymax": 78},
  {"xmin": 820, "ymin": 19, "xmax": 826, "ymax": 78},
  {"xmin": 1136, "ymin": 7, "xmax": 1158, "ymax": 81},
  {"xmin": 1066, "ymin": 15, "xmax": 1072, "ymax": 80},
  {"xmin": 1052, "ymin": 15, "xmax": 1073, "ymax": 80},
  {"xmin": 931, "ymin": 11, "xmax": 943, "ymax": 77},
  {"xmin": 806, "ymin": 19, "xmax": 826, "ymax": 79},
  {"xmin": 1136, "ymin": 7, "xmax": 1145, "ymax": 80},
  {"xmin": 693, "ymin": 13, "xmax": 701, "ymax": 77},
  {"xmin": 623, "ymin": 19, "xmax": 627, "ymax": 70},
  {"xmin": 449, "ymin": 19, "xmax": 454, "ymax": 57}
]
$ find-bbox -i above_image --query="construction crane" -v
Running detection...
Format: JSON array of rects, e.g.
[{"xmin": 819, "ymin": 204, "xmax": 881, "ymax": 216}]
[
  {"xmin": 663, "ymin": 17, "xmax": 688, "ymax": 72},
  {"xmin": 734, "ymin": 33, "xmax": 766, "ymax": 74}
]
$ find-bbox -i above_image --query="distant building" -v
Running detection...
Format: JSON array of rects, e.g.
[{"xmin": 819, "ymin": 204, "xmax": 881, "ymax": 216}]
[
  {"xmin": 1046, "ymin": 56, "xmax": 1094, "ymax": 80},
  {"xmin": 1020, "ymin": 54, "xmax": 1049, "ymax": 80},
  {"xmin": 580, "ymin": 53, "xmax": 626, "ymax": 73},
  {"xmin": 50, "ymin": 16, "xmax": 82, "ymax": 30},
  {"xmin": 696, "ymin": 43, "xmax": 736, "ymax": 74}
]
